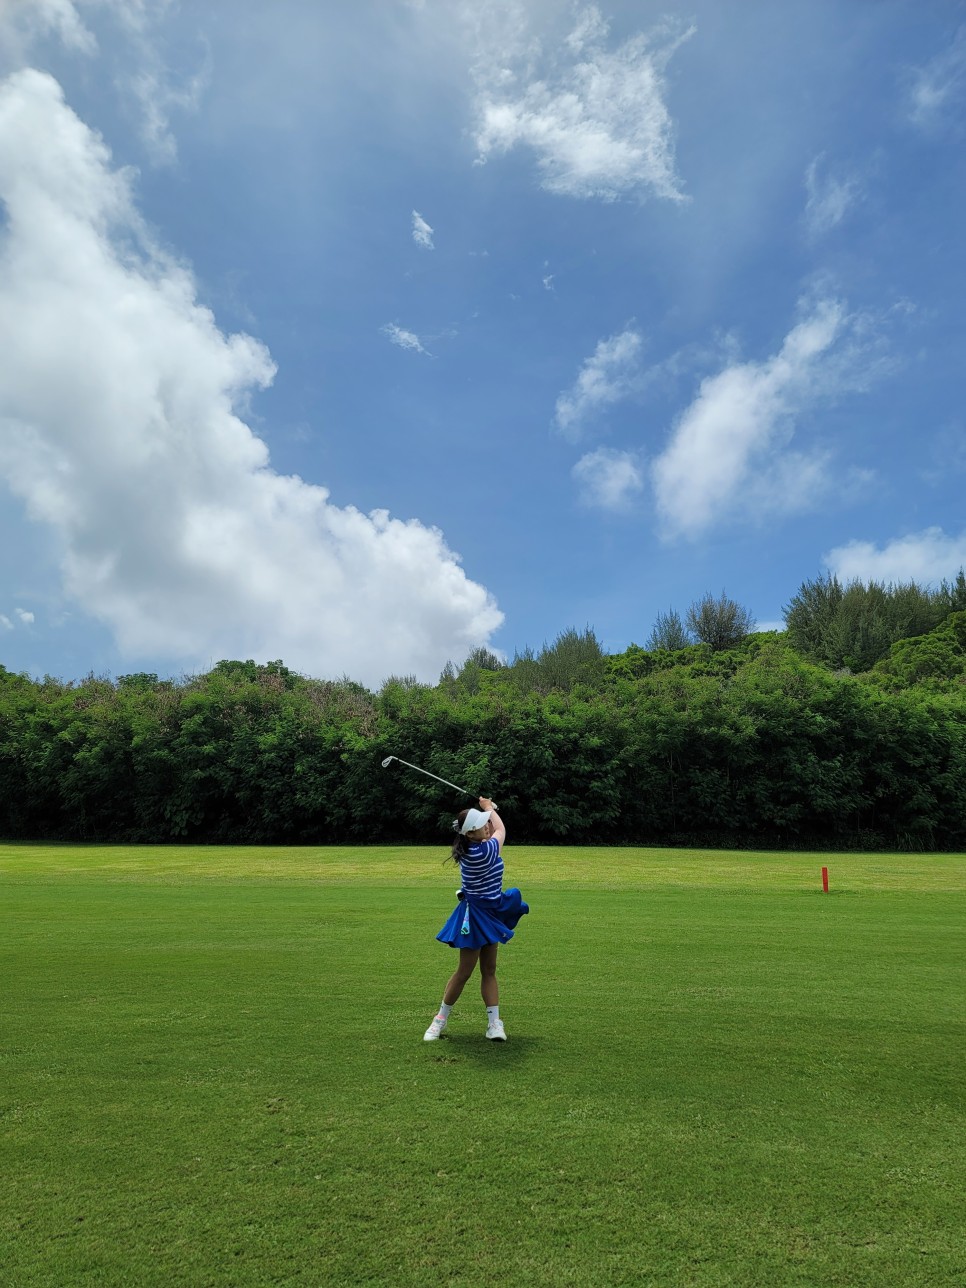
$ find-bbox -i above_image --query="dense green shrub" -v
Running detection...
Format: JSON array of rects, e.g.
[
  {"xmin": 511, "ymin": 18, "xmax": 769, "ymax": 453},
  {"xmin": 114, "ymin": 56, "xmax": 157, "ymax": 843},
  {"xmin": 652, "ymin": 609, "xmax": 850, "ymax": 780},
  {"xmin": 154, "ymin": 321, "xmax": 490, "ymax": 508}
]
[{"xmin": 2, "ymin": 612, "xmax": 965, "ymax": 849}]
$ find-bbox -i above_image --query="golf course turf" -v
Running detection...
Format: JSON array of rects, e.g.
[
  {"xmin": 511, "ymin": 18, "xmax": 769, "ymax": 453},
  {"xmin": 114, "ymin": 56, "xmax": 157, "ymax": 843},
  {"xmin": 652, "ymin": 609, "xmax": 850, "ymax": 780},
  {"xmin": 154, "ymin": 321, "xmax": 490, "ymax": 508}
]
[{"xmin": 2, "ymin": 844, "xmax": 964, "ymax": 1286}]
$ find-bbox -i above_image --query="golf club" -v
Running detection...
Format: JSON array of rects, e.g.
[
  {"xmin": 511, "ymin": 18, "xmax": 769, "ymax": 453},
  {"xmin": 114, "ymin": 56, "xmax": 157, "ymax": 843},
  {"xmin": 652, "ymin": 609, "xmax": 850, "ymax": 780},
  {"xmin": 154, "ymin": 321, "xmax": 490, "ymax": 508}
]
[{"xmin": 381, "ymin": 756, "xmax": 497, "ymax": 809}]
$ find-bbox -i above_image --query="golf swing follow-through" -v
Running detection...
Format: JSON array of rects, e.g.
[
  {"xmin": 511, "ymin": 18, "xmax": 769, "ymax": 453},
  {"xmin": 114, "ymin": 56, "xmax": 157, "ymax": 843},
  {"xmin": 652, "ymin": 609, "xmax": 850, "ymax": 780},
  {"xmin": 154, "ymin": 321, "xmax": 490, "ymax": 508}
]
[
  {"xmin": 380, "ymin": 755, "xmax": 496, "ymax": 809},
  {"xmin": 381, "ymin": 754, "xmax": 525, "ymax": 1041}
]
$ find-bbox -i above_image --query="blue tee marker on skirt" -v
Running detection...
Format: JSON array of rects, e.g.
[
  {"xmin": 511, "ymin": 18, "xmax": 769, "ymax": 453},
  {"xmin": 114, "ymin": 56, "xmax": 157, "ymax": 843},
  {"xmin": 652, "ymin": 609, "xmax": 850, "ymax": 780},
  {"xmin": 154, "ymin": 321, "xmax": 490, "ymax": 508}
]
[{"xmin": 435, "ymin": 888, "xmax": 529, "ymax": 949}]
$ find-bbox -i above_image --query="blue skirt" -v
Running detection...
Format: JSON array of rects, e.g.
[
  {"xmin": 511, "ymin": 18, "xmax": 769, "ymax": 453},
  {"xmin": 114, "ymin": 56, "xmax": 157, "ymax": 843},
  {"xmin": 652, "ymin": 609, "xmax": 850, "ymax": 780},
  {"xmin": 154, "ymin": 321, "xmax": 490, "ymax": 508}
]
[{"xmin": 435, "ymin": 888, "xmax": 529, "ymax": 950}]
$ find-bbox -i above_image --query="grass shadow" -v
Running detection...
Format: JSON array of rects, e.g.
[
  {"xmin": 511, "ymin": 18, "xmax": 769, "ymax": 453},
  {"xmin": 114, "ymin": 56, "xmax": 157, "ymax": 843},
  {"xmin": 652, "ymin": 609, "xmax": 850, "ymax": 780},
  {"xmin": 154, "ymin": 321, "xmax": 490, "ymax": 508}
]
[{"xmin": 425, "ymin": 1032, "xmax": 542, "ymax": 1067}]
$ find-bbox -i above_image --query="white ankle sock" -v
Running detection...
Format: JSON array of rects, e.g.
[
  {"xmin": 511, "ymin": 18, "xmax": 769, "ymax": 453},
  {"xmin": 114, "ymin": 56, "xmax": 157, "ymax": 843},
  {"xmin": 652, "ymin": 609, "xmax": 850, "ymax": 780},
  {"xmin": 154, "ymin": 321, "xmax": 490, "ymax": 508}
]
[
  {"xmin": 439, "ymin": 1002, "xmax": 453, "ymax": 1018},
  {"xmin": 486, "ymin": 1006, "xmax": 500, "ymax": 1021}
]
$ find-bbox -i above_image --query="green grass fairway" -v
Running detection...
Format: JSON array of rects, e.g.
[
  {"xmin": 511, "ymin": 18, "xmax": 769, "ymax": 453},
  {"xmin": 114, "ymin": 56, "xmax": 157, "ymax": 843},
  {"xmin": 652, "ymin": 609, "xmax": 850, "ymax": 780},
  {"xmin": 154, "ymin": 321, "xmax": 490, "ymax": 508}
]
[{"xmin": 2, "ymin": 845, "xmax": 964, "ymax": 1287}]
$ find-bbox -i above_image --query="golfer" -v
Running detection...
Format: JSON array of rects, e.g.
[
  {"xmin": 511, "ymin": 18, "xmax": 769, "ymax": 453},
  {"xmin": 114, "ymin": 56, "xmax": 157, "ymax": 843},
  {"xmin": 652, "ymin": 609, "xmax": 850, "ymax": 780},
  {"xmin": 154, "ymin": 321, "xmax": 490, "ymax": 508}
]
[{"xmin": 423, "ymin": 797, "xmax": 528, "ymax": 1043}]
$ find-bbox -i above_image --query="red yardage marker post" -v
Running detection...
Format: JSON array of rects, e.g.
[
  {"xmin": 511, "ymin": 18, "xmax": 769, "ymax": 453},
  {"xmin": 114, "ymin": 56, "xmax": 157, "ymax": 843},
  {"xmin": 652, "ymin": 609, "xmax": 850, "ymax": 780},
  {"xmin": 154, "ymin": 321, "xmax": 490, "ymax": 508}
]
[{"xmin": 822, "ymin": 866, "xmax": 829, "ymax": 893}]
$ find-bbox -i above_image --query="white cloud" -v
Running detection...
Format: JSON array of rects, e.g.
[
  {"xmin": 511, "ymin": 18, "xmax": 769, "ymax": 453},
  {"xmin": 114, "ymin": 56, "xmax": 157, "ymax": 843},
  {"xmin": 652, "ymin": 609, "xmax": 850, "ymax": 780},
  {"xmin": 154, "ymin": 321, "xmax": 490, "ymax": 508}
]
[
  {"xmin": 14, "ymin": 607, "xmax": 35, "ymax": 624},
  {"xmin": 565, "ymin": 6, "xmax": 608, "ymax": 55},
  {"xmin": 0, "ymin": 614, "xmax": 12, "ymax": 631},
  {"xmin": 651, "ymin": 298, "xmax": 875, "ymax": 540},
  {"xmin": 382, "ymin": 322, "xmax": 430, "ymax": 355},
  {"xmin": 101, "ymin": 0, "xmax": 210, "ymax": 165},
  {"xmin": 554, "ymin": 328, "xmax": 642, "ymax": 440},
  {"xmin": 542, "ymin": 273, "xmax": 554, "ymax": 291},
  {"xmin": 572, "ymin": 448, "xmax": 643, "ymax": 511},
  {"xmin": 804, "ymin": 155, "xmax": 861, "ymax": 237},
  {"xmin": 824, "ymin": 527, "xmax": 966, "ymax": 585},
  {"xmin": 0, "ymin": 0, "xmax": 206, "ymax": 164},
  {"xmin": 0, "ymin": 69, "xmax": 501, "ymax": 687},
  {"xmin": 906, "ymin": 26, "xmax": 966, "ymax": 132},
  {"xmin": 412, "ymin": 209, "xmax": 434, "ymax": 249},
  {"xmin": 0, "ymin": 0, "xmax": 96, "ymax": 61},
  {"xmin": 472, "ymin": 6, "xmax": 694, "ymax": 201},
  {"xmin": 127, "ymin": 58, "xmax": 209, "ymax": 167}
]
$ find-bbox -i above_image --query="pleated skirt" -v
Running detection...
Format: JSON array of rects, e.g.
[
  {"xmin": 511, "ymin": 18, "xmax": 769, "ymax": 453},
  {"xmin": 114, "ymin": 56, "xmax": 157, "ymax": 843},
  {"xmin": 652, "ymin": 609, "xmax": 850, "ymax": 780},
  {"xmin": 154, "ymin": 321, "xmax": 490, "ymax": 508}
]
[{"xmin": 435, "ymin": 887, "xmax": 529, "ymax": 949}]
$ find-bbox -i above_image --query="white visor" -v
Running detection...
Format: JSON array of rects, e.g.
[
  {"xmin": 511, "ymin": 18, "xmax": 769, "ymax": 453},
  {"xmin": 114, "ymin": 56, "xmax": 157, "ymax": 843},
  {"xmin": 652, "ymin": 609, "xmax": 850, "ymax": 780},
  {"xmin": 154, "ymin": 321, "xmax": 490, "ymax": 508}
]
[{"xmin": 459, "ymin": 808, "xmax": 492, "ymax": 835}]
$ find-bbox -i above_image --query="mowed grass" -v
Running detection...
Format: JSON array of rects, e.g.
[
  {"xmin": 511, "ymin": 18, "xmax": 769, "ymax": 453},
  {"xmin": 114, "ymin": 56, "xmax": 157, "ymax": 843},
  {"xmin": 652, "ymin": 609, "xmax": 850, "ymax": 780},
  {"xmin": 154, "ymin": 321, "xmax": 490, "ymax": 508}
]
[{"xmin": 2, "ymin": 845, "xmax": 964, "ymax": 1287}]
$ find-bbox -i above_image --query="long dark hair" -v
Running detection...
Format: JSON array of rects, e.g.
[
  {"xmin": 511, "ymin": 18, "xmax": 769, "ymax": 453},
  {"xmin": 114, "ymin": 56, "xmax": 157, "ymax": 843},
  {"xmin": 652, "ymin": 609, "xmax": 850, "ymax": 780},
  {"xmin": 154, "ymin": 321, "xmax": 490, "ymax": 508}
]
[{"xmin": 450, "ymin": 809, "xmax": 472, "ymax": 864}]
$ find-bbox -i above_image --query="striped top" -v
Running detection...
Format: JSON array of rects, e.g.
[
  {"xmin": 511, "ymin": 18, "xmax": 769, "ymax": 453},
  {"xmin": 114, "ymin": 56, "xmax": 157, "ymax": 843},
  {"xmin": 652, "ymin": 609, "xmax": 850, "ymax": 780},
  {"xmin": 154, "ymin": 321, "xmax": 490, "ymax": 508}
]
[{"xmin": 459, "ymin": 838, "xmax": 504, "ymax": 901}]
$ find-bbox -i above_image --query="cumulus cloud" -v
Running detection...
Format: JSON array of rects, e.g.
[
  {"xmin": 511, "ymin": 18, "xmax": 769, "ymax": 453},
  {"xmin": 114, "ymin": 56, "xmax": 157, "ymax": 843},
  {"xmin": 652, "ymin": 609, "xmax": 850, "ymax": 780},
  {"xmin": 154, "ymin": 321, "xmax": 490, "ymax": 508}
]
[
  {"xmin": 572, "ymin": 448, "xmax": 644, "ymax": 511},
  {"xmin": 554, "ymin": 328, "xmax": 642, "ymax": 440},
  {"xmin": 382, "ymin": 322, "xmax": 430, "ymax": 355},
  {"xmin": 0, "ymin": 614, "xmax": 12, "ymax": 631},
  {"xmin": 651, "ymin": 298, "xmax": 876, "ymax": 540},
  {"xmin": 906, "ymin": 26, "xmax": 966, "ymax": 132},
  {"xmin": 472, "ymin": 5, "xmax": 693, "ymax": 201},
  {"xmin": 412, "ymin": 209, "xmax": 434, "ymax": 249},
  {"xmin": 804, "ymin": 154, "xmax": 862, "ymax": 237},
  {"xmin": 0, "ymin": 69, "xmax": 501, "ymax": 687},
  {"xmin": 15, "ymin": 607, "xmax": 35, "ymax": 624},
  {"xmin": 824, "ymin": 527, "xmax": 966, "ymax": 585}
]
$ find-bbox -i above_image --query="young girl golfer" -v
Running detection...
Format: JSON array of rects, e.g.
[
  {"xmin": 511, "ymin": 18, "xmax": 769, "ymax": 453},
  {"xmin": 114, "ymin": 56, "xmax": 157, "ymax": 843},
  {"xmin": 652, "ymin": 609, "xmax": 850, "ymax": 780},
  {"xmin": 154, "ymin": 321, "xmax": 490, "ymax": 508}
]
[{"xmin": 423, "ymin": 797, "xmax": 528, "ymax": 1042}]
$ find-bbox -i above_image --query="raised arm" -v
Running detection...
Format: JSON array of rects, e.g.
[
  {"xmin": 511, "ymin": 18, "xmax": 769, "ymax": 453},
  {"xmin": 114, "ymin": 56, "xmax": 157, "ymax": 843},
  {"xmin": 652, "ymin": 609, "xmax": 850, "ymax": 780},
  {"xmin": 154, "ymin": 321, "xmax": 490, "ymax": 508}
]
[{"xmin": 479, "ymin": 797, "xmax": 506, "ymax": 847}]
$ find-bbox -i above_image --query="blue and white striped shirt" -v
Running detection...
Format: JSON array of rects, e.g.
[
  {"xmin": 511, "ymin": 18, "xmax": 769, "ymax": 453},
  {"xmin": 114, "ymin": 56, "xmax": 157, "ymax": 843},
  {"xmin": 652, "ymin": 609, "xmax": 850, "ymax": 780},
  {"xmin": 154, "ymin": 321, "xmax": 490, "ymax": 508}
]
[{"xmin": 459, "ymin": 838, "xmax": 504, "ymax": 901}]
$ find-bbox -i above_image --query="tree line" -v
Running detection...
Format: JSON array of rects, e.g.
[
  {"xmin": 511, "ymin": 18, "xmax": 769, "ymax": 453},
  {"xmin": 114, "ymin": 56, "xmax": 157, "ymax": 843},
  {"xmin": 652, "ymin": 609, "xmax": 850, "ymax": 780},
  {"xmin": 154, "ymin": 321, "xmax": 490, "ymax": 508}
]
[{"xmin": 1, "ymin": 574, "xmax": 965, "ymax": 851}]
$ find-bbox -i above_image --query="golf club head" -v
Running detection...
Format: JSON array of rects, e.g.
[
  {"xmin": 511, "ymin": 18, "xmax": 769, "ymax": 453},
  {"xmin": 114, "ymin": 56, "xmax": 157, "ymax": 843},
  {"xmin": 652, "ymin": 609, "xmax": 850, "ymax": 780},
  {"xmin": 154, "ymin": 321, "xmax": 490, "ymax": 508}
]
[{"xmin": 381, "ymin": 756, "xmax": 395, "ymax": 768}]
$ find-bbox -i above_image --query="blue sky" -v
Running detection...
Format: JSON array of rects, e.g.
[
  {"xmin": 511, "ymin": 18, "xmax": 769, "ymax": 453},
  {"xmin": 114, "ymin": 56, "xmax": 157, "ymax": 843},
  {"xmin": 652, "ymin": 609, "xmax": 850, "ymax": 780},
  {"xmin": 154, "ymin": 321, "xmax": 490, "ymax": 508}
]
[{"xmin": 0, "ymin": 0, "xmax": 964, "ymax": 688}]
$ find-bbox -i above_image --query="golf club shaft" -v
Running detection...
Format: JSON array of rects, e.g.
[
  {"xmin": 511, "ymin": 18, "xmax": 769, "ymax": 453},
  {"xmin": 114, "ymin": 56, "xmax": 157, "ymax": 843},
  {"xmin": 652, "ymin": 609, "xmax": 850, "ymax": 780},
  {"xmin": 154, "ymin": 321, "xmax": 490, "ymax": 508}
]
[{"xmin": 391, "ymin": 758, "xmax": 497, "ymax": 808}]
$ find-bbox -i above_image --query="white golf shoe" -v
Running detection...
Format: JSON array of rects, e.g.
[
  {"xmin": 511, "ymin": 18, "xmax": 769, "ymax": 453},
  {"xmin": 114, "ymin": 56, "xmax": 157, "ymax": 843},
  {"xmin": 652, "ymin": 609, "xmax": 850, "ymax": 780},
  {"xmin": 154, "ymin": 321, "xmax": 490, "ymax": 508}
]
[
  {"xmin": 423, "ymin": 1013, "xmax": 448, "ymax": 1041},
  {"xmin": 485, "ymin": 1018, "xmax": 507, "ymax": 1041}
]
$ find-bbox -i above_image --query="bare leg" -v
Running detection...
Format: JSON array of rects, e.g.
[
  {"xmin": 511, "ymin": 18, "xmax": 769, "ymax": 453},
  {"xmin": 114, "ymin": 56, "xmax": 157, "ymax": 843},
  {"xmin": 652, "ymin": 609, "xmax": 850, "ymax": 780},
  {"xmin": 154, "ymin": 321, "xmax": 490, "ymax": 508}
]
[
  {"xmin": 443, "ymin": 948, "xmax": 480, "ymax": 1005},
  {"xmin": 479, "ymin": 942, "xmax": 499, "ymax": 1007}
]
